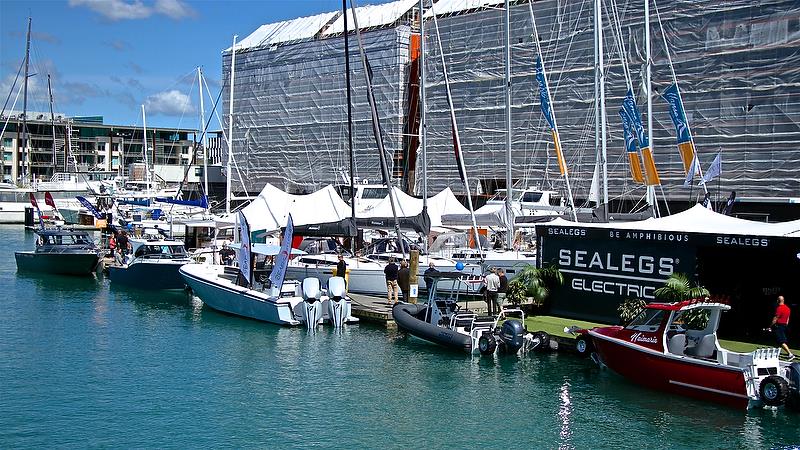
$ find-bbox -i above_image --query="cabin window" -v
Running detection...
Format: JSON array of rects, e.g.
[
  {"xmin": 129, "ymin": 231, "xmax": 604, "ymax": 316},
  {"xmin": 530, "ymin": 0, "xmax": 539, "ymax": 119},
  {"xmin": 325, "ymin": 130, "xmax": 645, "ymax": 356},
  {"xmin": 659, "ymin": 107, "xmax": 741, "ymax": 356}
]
[
  {"xmin": 522, "ymin": 192, "xmax": 543, "ymax": 203},
  {"xmin": 361, "ymin": 187, "xmax": 388, "ymax": 199},
  {"xmin": 671, "ymin": 309, "xmax": 711, "ymax": 332}
]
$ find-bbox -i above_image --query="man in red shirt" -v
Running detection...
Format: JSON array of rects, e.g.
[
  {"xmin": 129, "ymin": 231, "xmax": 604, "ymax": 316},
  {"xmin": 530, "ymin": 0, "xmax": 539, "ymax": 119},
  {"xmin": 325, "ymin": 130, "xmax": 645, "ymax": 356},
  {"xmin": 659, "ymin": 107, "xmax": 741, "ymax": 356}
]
[{"xmin": 770, "ymin": 295, "xmax": 794, "ymax": 360}]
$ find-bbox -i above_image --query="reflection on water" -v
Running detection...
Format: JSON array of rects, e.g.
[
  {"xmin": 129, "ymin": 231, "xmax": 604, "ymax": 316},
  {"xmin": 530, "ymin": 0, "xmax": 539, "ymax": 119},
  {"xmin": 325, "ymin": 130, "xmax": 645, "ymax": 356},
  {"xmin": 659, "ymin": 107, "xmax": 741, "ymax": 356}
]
[{"xmin": 2, "ymin": 225, "xmax": 799, "ymax": 448}]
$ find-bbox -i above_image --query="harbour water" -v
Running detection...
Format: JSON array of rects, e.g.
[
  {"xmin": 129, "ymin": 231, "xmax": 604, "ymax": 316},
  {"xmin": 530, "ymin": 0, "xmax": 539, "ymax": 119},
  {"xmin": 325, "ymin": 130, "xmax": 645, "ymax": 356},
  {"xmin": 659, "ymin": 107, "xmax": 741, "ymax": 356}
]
[{"xmin": 1, "ymin": 225, "xmax": 797, "ymax": 448}]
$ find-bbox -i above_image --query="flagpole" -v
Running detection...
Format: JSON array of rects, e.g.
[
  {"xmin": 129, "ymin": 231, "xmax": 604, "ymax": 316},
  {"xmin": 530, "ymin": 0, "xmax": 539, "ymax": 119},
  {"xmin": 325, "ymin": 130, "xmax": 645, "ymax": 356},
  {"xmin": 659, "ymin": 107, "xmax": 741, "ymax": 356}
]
[{"xmin": 528, "ymin": 1, "xmax": 577, "ymax": 221}]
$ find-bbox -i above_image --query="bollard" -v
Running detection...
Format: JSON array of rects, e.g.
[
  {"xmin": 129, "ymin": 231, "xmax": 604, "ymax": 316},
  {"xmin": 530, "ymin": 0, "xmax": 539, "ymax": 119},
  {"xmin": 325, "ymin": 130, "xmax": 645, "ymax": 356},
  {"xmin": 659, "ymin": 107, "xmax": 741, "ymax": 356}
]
[{"xmin": 409, "ymin": 250, "xmax": 419, "ymax": 304}]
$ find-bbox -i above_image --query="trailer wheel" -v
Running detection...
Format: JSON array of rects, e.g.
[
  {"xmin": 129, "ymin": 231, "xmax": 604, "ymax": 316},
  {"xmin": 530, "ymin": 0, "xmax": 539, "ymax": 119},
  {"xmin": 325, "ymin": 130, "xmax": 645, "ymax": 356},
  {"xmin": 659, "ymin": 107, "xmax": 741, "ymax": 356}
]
[
  {"xmin": 759, "ymin": 375, "xmax": 790, "ymax": 407},
  {"xmin": 478, "ymin": 332, "xmax": 496, "ymax": 356},
  {"xmin": 575, "ymin": 335, "xmax": 593, "ymax": 357}
]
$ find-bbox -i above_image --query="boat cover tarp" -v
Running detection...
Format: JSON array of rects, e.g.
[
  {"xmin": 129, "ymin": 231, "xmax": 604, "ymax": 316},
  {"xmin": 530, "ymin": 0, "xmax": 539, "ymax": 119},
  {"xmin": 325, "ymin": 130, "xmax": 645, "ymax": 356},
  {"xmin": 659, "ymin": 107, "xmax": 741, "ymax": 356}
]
[
  {"xmin": 355, "ymin": 211, "xmax": 431, "ymax": 235},
  {"xmin": 240, "ymin": 184, "xmax": 353, "ymax": 234},
  {"xmin": 291, "ymin": 218, "xmax": 357, "ymax": 237},
  {"xmin": 360, "ymin": 187, "xmax": 469, "ymax": 229},
  {"xmin": 441, "ymin": 203, "xmax": 519, "ymax": 229},
  {"xmin": 544, "ymin": 204, "xmax": 800, "ymax": 237},
  {"xmin": 155, "ymin": 196, "xmax": 208, "ymax": 209}
]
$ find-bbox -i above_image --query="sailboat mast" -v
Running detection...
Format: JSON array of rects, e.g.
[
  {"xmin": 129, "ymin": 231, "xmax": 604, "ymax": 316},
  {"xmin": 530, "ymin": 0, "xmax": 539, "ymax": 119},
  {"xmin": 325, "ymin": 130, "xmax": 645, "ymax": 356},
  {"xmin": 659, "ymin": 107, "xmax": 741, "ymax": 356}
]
[
  {"xmin": 198, "ymin": 66, "xmax": 209, "ymax": 199},
  {"xmin": 419, "ymin": 0, "xmax": 428, "ymax": 251},
  {"xmin": 141, "ymin": 105, "xmax": 151, "ymax": 195},
  {"xmin": 503, "ymin": 0, "xmax": 513, "ymax": 249},
  {"xmin": 344, "ymin": 0, "xmax": 357, "ymax": 254},
  {"xmin": 644, "ymin": 0, "xmax": 658, "ymax": 216},
  {"xmin": 597, "ymin": 0, "xmax": 609, "ymax": 211},
  {"xmin": 47, "ymin": 74, "xmax": 57, "ymax": 178},
  {"xmin": 226, "ymin": 35, "xmax": 238, "ymax": 215},
  {"xmin": 431, "ymin": 9, "xmax": 483, "ymax": 259},
  {"xmin": 22, "ymin": 17, "xmax": 31, "ymax": 184},
  {"xmin": 349, "ymin": 0, "xmax": 405, "ymax": 256}
]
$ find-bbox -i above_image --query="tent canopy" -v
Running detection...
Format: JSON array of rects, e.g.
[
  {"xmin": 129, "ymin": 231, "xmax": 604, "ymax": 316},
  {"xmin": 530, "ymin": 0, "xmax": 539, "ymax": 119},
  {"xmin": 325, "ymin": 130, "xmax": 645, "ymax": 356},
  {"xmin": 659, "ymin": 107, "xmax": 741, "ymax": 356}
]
[
  {"xmin": 544, "ymin": 204, "xmax": 800, "ymax": 237},
  {"xmin": 241, "ymin": 184, "xmax": 352, "ymax": 233}
]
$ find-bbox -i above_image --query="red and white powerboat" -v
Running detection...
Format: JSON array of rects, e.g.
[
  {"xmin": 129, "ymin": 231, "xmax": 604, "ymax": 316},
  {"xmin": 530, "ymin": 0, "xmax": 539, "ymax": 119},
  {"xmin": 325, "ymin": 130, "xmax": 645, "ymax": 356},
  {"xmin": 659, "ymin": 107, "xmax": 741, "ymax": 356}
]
[{"xmin": 570, "ymin": 300, "xmax": 799, "ymax": 409}]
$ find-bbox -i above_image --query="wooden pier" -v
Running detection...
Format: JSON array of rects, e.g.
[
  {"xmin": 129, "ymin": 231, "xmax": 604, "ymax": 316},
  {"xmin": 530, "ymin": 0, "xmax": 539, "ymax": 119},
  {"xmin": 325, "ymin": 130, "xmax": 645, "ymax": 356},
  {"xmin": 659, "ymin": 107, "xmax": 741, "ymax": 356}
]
[{"xmin": 349, "ymin": 293, "xmax": 490, "ymax": 328}]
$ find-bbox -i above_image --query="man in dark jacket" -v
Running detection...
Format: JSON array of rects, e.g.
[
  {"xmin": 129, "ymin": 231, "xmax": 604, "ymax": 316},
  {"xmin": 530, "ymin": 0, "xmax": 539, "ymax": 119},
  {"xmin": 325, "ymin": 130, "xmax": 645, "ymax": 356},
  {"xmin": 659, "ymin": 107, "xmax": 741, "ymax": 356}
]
[
  {"xmin": 398, "ymin": 260, "xmax": 411, "ymax": 303},
  {"xmin": 335, "ymin": 254, "xmax": 348, "ymax": 286},
  {"xmin": 497, "ymin": 268, "xmax": 509, "ymax": 308},
  {"xmin": 423, "ymin": 261, "xmax": 438, "ymax": 292},
  {"xmin": 384, "ymin": 257, "xmax": 399, "ymax": 305}
]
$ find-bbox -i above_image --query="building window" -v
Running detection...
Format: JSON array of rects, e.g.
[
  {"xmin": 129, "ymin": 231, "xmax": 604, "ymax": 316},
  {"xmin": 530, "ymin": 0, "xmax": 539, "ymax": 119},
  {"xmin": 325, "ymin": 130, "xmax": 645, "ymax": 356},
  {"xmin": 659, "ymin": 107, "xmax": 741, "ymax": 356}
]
[
  {"xmin": 2, "ymin": 138, "xmax": 12, "ymax": 148},
  {"xmin": 195, "ymin": 167, "xmax": 204, "ymax": 177}
]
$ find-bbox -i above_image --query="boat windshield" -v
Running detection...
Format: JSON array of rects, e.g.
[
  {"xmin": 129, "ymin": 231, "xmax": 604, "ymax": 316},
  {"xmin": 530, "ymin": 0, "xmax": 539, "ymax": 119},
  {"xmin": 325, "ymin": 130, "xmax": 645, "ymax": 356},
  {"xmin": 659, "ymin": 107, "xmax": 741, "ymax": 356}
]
[
  {"xmin": 670, "ymin": 309, "xmax": 711, "ymax": 332},
  {"xmin": 41, "ymin": 234, "xmax": 93, "ymax": 245},
  {"xmin": 135, "ymin": 244, "xmax": 187, "ymax": 258},
  {"xmin": 361, "ymin": 187, "xmax": 389, "ymax": 199},
  {"xmin": 627, "ymin": 308, "xmax": 667, "ymax": 330}
]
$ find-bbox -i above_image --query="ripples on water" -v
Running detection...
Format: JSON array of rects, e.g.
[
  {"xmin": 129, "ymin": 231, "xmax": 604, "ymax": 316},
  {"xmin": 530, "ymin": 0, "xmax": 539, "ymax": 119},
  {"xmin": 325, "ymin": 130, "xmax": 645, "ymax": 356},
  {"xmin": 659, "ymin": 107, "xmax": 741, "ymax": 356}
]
[{"xmin": 0, "ymin": 226, "xmax": 797, "ymax": 448}]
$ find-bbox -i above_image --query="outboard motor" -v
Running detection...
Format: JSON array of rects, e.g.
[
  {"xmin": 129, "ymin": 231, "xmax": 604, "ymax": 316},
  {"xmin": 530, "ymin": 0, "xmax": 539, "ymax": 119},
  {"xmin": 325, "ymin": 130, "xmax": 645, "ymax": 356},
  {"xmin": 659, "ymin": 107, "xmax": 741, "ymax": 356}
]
[
  {"xmin": 498, "ymin": 320, "xmax": 526, "ymax": 354},
  {"xmin": 301, "ymin": 278, "xmax": 323, "ymax": 330},
  {"xmin": 326, "ymin": 276, "xmax": 348, "ymax": 328}
]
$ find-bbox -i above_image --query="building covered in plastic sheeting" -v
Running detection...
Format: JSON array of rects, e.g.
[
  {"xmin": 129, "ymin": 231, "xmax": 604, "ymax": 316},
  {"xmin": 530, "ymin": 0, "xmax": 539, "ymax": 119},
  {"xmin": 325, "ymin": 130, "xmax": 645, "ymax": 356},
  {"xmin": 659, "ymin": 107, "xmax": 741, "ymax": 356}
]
[
  {"xmin": 221, "ymin": 1, "xmax": 416, "ymax": 194},
  {"xmin": 421, "ymin": 0, "xmax": 800, "ymax": 203},
  {"xmin": 222, "ymin": 0, "xmax": 800, "ymax": 206}
]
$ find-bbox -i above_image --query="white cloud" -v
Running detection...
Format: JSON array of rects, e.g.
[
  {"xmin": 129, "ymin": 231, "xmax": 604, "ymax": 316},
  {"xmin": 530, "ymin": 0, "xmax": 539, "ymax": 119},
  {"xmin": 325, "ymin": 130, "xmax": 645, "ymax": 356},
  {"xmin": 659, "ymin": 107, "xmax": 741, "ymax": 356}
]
[
  {"xmin": 154, "ymin": 0, "xmax": 196, "ymax": 19},
  {"xmin": 68, "ymin": 0, "xmax": 196, "ymax": 21},
  {"xmin": 68, "ymin": 0, "xmax": 151, "ymax": 21},
  {"xmin": 144, "ymin": 89, "xmax": 195, "ymax": 116}
]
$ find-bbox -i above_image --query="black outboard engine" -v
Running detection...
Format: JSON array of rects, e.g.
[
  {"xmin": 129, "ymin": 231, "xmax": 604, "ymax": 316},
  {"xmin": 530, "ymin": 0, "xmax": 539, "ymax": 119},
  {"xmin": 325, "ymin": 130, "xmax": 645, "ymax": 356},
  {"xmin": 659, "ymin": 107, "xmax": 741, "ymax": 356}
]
[{"xmin": 498, "ymin": 320, "xmax": 526, "ymax": 354}]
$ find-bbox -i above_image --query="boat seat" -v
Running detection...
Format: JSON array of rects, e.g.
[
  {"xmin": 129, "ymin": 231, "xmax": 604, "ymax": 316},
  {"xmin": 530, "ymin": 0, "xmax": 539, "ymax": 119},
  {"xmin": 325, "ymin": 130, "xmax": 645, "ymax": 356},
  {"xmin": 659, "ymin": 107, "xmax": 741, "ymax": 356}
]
[
  {"xmin": 685, "ymin": 334, "xmax": 716, "ymax": 359},
  {"xmin": 668, "ymin": 334, "xmax": 686, "ymax": 355}
]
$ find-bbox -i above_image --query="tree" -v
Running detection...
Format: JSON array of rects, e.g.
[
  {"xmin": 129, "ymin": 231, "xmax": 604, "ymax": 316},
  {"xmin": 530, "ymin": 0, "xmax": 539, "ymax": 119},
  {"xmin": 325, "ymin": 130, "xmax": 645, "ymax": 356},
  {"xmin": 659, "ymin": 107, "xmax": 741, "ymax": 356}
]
[
  {"xmin": 653, "ymin": 273, "xmax": 709, "ymax": 302},
  {"xmin": 506, "ymin": 264, "xmax": 563, "ymax": 307}
]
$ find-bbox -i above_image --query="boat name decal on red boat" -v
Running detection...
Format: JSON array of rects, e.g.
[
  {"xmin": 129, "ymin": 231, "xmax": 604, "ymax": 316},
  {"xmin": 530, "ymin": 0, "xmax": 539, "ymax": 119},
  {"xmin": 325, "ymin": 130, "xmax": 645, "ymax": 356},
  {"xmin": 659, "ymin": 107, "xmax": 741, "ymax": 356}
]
[{"xmin": 630, "ymin": 332, "xmax": 658, "ymax": 344}]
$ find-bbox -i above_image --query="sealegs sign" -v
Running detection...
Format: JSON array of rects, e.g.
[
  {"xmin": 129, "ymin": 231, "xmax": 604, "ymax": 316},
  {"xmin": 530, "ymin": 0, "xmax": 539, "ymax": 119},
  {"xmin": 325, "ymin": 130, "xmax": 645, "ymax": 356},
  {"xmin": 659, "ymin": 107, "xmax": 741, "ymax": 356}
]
[{"xmin": 538, "ymin": 225, "xmax": 697, "ymax": 323}]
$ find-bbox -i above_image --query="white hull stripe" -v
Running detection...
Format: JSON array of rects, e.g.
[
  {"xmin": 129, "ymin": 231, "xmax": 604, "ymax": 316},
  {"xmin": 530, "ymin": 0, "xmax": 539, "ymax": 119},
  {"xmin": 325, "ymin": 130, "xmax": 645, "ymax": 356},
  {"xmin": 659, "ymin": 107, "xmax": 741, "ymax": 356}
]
[{"xmin": 668, "ymin": 380, "xmax": 749, "ymax": 399}]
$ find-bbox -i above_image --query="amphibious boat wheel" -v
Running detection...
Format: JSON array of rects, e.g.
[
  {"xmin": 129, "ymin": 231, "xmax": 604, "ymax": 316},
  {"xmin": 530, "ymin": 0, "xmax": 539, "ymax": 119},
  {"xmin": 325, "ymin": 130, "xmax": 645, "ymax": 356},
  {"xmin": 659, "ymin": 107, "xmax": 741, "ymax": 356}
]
[
  {"xmin": 478, "ymin": 331, "xmax": 497, "ymax": 356},
  {"xmin": 530, "ymin": 331, "xmax": 550, "ymax": 352},
  {"xmin": 574, "ymin": 335, "xmax": 593, "ymax": 358},
  {"xmin": 759, "ymin": 375, "xmax": 790, "ymax": 407}
]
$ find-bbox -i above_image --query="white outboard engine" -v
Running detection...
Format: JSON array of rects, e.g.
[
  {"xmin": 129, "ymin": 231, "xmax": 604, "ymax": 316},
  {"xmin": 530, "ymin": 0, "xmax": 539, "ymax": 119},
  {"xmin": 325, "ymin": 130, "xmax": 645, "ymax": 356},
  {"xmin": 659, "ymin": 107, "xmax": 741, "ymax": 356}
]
[
  {"xmin": 326, "ymin": 276, "xmax": 348, "ymax": 328},
  {"xmin": 301, "ymin": 278, "xmax": 323, "ymax": 330}
]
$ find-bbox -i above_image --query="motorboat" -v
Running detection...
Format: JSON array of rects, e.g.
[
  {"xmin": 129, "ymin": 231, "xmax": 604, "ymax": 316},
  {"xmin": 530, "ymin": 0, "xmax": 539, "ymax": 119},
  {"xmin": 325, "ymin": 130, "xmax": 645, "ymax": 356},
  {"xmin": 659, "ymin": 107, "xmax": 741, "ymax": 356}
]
[
  {"xmin": 569, "ymin": 299, "xmax": 800, "ymax": 409},
  {"xmin": 15, "ymin": 228, "xmax": 102, "ymax": 275},
  {"xmin": 428, "ymin": 231, "xmax": 536, "ymax": 281},
  {"xmin": 392, "ymin": 272, "xmax": 540, "ymax": 355},
  {"xmin": 180, "ymin": 263, "xmax": 358, "ymax": 327},
  {"xmin": 107, "ymin": 231, "xmax": 192, "ymax": 290}
]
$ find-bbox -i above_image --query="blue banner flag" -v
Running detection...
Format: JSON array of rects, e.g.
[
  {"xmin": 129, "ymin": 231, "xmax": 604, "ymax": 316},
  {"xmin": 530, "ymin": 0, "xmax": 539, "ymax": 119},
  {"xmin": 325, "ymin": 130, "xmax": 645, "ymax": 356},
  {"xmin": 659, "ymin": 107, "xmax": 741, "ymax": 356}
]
[
  {"xmin": 76, "ymin": 196, "xmax": 105, "ymax": 219},
  {"xmin": 622, "ymin": 89, "xmax": 648, "ymax": 149},
  {"xmin": 700, "ymin": 152, "xmax": 722, "ymax": 185},
  {"xmin": 618, "ymin": 108, "xmax": 638, "ymax": 154},
  {"xmin": 535, "ymin": 57, "xmax": 555, "ymax": 130},
  {"xmin": 237, "ymin": 211, "xmax": 251, "ymax": 285},
  {"xmin": 269, "ymin": 213, "xmax": 294, "ymax": 292},
  {"xmin": 661, "ymin": 84, "xmax": 691, "ymax": 143}
]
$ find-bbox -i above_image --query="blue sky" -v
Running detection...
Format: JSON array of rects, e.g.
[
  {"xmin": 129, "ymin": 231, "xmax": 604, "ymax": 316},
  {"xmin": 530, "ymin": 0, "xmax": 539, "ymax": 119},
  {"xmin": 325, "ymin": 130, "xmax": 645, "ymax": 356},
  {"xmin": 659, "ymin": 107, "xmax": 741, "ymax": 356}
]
[{"xmin": 1, "ymin": 0, "xmax": 391, "ymax": 130}]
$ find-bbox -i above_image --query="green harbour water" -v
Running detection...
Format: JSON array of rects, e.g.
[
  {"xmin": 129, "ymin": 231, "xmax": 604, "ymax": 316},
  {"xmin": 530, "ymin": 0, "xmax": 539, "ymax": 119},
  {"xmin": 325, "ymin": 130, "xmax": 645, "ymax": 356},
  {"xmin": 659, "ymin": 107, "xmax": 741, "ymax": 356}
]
[{"xmin": 1, "ymin": 225, "xmax": 798, "ymax": 448}]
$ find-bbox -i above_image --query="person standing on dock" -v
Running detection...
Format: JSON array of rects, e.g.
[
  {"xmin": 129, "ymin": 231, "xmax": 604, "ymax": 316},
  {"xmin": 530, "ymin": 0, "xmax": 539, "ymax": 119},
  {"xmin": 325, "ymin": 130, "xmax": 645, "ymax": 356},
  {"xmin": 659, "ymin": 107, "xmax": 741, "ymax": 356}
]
[
  {"xmin": 115, "ymin": 231, "xmax": 131, "ymax": 266},
  {"xmin": 497, "ymin": 268, "xmax": 509, "ymax": 308},
  {"xmin": 424, "ymin": 261, "xmax": 438, "ymax": 292},
  {"xmin": 398, "ymin": 260, "xmax": 411, "ymax": 303},
  {"xmin": 770, "ymin": 295, "xmax": 795, "ymax": 360},
  {"xmin": 336, "ymin": 254, "xmax": 348, "ymax": 287},
  {"xmin": 484, "ymin": 267, "xmax": 500, "ymax": 316},
  {"xmin": 384, "ymin": 257, "xmax": 399, "ymax": 306}
]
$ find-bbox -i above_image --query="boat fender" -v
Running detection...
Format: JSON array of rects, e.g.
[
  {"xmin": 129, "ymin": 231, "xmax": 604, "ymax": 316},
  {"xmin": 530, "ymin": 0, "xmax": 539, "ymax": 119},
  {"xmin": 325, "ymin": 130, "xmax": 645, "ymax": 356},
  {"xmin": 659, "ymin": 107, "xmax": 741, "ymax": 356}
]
[
  {"xmin": 498, "ymin": 320, "xmax": 525, "ymax": 354},
  {"xmin": 529, "ymin": 331, "xmax": 550, "ymax": 352},
  {"xmin": 759, "ymin": 375, "xmax": 790, "ymax": 407},
  {"xmin": 478, "ymin": 331, "xmax": 497, "ymax": 356}
]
